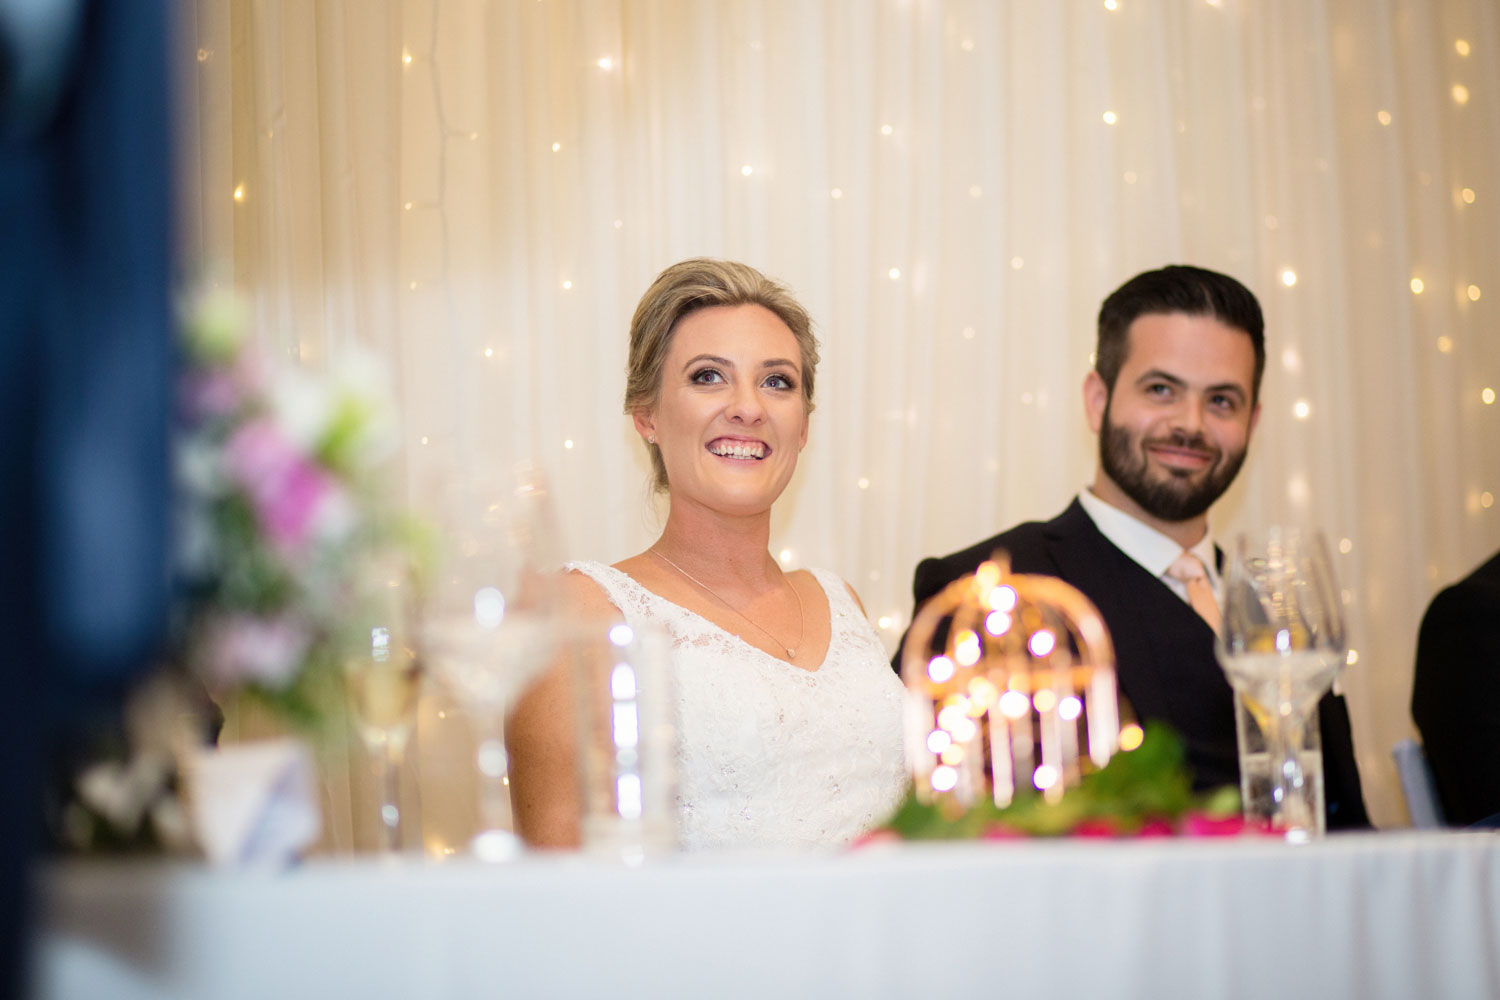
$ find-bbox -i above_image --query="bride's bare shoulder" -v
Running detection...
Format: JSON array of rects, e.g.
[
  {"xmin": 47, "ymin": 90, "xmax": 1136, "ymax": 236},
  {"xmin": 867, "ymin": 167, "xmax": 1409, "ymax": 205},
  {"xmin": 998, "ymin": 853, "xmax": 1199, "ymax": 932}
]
[{"xmin": 559, "ymin": 565, "xmax": 622, "ymax": 621}]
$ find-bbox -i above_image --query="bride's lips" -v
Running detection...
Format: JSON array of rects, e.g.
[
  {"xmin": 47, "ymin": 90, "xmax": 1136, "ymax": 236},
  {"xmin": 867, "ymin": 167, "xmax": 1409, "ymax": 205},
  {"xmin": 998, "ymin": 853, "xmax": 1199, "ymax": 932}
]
[{"xmin": 706, "ymin": 435, "xmax": 771, "ymax": 460}]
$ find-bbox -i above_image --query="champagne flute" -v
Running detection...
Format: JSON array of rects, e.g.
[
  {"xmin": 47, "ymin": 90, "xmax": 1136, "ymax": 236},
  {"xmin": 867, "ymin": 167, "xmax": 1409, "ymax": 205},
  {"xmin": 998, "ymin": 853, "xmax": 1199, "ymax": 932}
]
[
  {"xmin": 421, "ymin": 466, "xmax": 560, "ymax": 862},
  {"xmin": 344, "ymin": 551, "xmax": 423, "ymax": 854},
  {"xmin": 1216, "ymin": 528, "xmax": 1347, "ymax": 842}
]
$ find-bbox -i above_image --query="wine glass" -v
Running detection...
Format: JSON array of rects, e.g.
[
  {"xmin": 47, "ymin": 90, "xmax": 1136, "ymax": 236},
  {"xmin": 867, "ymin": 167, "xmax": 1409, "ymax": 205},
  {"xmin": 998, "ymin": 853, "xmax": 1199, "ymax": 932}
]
[
  {"xmin": 1216, "ymin": 528, "xmax": 1347, "ymax": 842},
  {"xmin": 343, "ymin": 561, "xmax": 422, "ymax": 854},
  {"xmin": 420, "ymin": 466, "xmax": 561, "ymax": 862}
]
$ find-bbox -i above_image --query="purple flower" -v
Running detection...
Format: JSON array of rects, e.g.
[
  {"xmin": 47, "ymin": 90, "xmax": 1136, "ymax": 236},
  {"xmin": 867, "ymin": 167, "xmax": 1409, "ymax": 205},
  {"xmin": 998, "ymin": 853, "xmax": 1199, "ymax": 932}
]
[
  {"xmin": 201, "ymin": 614, "xmax": 312, "ymax": 690},
  {"xmin": 225, "ymin": 419, "xmax": 353, "ymax": 554}
]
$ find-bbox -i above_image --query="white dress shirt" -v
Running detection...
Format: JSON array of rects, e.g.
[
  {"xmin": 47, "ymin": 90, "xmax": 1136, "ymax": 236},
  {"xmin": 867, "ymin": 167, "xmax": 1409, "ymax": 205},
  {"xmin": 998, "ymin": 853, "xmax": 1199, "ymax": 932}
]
[{"xmin": 1075, "ymin": 488, "xmax": 1222, "ymax": 603}]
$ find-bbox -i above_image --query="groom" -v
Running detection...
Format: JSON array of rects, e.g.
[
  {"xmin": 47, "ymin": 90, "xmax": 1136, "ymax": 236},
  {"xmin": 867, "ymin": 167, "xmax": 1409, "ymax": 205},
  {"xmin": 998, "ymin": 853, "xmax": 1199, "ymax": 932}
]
[{"xmin": 900, "ymin": 265, "xmax": 1368, "ymax": 829}]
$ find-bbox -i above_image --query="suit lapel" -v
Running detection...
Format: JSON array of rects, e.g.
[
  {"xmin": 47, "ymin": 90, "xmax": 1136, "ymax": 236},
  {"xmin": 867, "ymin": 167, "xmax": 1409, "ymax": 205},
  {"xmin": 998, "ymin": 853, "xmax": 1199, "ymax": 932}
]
[{"xmin": 1040, "ymin": 501, "xmax": 1226, "ymax": 730}]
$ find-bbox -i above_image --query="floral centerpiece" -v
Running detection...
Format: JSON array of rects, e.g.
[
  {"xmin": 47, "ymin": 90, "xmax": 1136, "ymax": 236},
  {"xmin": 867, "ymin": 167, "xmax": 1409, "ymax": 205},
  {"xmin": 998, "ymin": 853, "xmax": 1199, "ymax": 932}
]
[
  {"xmin": 55, "ymin": 289, "xmax": 405, "ymax": 853},
  {"xmin": 173, "ymin": 290, "xmax": 400, "ymax": 725},
  {"xmin": 874, "ymin": 723, "xmax": 1251, "ymax": 841}
]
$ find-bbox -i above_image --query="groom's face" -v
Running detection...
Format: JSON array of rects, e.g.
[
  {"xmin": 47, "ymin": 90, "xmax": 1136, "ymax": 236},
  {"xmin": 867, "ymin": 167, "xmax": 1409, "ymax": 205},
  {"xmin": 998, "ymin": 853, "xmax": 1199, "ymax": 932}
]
[{"xmin": 1086, "ymin": 312, "xmax": 1260, "ymax": 523}]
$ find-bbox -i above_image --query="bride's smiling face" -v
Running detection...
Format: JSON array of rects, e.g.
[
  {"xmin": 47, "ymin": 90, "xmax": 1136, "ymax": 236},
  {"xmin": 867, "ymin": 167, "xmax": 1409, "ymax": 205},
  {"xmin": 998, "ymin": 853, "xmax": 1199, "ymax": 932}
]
[{"xmin": 634, "ymin": 303, "xmax": 809, "ymax": 517}]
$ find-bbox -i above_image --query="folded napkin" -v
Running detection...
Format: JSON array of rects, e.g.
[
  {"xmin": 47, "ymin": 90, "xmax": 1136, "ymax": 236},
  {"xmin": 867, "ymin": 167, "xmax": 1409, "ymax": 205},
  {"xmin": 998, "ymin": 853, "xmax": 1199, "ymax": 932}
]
[{"xmin": 188, "ymin": 739, "xmax": 322, "ymax": 866}]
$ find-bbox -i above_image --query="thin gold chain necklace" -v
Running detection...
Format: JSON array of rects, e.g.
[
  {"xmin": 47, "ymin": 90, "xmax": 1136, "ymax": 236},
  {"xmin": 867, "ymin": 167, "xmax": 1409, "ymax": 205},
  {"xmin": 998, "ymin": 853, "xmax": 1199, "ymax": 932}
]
[{"xmin": 649, "ymin": 548, "xmax": 806, "ymax": 658}]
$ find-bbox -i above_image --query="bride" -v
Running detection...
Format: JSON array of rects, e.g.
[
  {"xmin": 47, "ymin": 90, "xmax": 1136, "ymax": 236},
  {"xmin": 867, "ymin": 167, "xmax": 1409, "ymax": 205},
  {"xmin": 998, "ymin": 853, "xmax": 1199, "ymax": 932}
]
[{"xmin": 507, "ymin": 258, "xmax": 908, "ymax": 850}]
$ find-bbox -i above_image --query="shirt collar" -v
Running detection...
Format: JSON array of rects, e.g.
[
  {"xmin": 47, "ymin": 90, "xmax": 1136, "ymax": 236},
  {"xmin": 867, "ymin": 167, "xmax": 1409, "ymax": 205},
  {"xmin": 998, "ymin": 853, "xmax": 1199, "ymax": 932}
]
[{"xmin": 1076, "ymin": 488, "xmax": 1220, "ymax": 588}]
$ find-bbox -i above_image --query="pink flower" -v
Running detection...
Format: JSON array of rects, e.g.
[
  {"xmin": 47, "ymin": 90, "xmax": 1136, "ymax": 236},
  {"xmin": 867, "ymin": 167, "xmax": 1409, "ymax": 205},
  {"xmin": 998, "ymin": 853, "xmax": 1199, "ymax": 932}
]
[
  {"xmin": 1137, "ymin": 818, "xmax": 1176, "ymax": 838},
  {"xmin": 1072, "ymin": 817, "xmax": 1123, "ymax": 838},
  {"xmin": 1182, "ymin": 812, "xmax": 1256, "ymax": 837},
  {"xmin": 201, "ymin": 614, "xmax": 311, "ymax": 690},
  {"xmin": 225, "ymin": 419, "xmax": 353, "ymax": 553},
  {"xmin": 182, "ymin": 371, "xmax": 244, "ymax": 421}
]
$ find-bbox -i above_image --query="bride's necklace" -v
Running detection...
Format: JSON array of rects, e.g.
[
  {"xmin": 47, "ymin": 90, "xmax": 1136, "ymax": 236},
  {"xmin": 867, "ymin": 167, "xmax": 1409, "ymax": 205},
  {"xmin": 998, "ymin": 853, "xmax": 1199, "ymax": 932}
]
[{"xmin": 649, "ymin": 548, "xmax": 806, "ymax": 658}]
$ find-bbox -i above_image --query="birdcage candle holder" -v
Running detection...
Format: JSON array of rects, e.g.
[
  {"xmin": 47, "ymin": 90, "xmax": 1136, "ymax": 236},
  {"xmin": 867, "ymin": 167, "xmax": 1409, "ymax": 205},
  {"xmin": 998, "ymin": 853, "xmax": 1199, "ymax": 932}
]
[{"xmin": 901, "ymin": 556, "xmax": 1121, "ymax": 807}]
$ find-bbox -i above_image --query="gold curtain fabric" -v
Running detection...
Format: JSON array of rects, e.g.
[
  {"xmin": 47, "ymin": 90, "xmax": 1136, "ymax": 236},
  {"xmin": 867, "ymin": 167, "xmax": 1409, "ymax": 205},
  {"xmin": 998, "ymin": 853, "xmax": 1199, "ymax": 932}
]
[{"xmin": 180, "ymin": 0, "xmax": 1500, "ymax": 840}]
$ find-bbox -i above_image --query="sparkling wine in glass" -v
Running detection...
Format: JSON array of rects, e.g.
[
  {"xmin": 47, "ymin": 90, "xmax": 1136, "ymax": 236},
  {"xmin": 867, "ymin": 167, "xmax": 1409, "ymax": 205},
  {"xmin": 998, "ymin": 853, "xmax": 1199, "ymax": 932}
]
[
  {"xmin": 345, "ymin": 559, "xmax": 423, "ymax": 854},
  {"xmin": 1216, "ymin": 528, "xmax": 1347, "ymax": 842},
  {"xmin": 346, "ymin": 630, "xmax": 422, "ymax": 852}
]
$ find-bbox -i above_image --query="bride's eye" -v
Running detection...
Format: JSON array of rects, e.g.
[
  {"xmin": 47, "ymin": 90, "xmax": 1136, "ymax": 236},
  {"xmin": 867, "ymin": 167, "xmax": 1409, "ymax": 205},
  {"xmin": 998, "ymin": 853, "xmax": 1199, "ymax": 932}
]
[
  {"xmin": 690, "ymin": 367, "xmax": 725, "ymax": 384},
  {"xmin": 764, "ymin": 372, "xmax": 796, "ymax": 390}
]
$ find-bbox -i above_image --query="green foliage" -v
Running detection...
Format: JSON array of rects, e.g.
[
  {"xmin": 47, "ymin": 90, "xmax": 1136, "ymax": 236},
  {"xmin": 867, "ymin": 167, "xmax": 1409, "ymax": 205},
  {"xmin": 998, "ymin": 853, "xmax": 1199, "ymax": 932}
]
[{"xmin": 885, "ymin": 722, "xmax": 1239, "ymax": 840}]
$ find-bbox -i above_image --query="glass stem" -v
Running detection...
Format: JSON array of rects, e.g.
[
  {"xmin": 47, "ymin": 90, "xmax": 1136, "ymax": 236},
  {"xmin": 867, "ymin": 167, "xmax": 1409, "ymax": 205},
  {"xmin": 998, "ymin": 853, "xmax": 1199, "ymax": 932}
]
[
  {"xmin": 373, "ymin": 742, "xmax": 403, "ymax": 852},
  {"xmin": 1270, "ymin": 713, "xmax": 1310, "ymax": 837},
  {"xmin": 475, "ymin": 718, "xmax": 511, "ymax": 836}
]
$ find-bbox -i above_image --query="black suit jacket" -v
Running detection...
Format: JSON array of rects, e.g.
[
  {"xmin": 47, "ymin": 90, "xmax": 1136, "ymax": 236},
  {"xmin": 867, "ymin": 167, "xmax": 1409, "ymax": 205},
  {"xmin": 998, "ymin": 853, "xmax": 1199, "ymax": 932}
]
[
  {"xmin": 898, "ymin": 499, "xmax": 1370, "ymax": 829},
  {"xmin": 1411, "ymin": 550, "xmax": 1500, "ymax": 826}
]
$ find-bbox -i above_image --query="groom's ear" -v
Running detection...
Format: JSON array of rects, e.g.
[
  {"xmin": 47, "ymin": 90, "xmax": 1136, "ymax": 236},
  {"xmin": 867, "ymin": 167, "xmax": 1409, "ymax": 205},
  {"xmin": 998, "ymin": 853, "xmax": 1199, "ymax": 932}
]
[{"xmin": 1083, "ymin": 370, "xmax": 1108, "ymax": 434}]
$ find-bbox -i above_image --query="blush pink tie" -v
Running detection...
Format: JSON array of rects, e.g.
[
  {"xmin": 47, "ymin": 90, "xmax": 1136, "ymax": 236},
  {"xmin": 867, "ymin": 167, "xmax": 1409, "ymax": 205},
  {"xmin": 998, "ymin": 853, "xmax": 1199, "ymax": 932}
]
[{"xmin": 1167, "ymin": 551, "xmax": 1221, "ymax": 635}]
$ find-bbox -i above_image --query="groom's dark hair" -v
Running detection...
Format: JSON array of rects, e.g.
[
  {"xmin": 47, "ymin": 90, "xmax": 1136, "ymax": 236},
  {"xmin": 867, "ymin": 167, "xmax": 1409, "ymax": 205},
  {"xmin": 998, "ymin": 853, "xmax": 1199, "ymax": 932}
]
[{"xmin": 1095, "ymin": 264, "xmax": 1266, "ymax": 402}]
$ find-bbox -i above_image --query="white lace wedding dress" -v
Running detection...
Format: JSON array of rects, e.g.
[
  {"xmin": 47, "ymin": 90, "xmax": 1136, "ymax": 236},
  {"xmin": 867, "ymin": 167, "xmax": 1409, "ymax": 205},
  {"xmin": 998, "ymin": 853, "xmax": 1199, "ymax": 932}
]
[{"xmin": 567, "ymin": 561, "xmax": 909, "ymax": 851}]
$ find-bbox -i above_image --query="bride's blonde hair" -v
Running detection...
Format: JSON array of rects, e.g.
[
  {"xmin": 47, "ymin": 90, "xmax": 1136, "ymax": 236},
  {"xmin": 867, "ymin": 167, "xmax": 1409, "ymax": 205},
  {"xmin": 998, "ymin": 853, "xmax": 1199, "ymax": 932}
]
[{"xmin": 625, "ymin": 258, "xmax": 819, "ymax": 492}]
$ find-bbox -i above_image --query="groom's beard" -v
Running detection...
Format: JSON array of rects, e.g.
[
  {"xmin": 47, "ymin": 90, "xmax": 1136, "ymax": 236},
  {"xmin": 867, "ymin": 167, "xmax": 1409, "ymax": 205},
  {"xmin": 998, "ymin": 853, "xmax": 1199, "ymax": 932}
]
[{"xmin": 1098, "ymin": 405, "xmax": 1247, "ymax": 523}]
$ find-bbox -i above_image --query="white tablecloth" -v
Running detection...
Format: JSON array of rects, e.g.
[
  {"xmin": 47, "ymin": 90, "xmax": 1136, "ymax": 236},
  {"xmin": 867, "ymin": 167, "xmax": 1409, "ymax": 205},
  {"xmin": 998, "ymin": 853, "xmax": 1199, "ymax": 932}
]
[{"xmin": 31, "ymin": 831, "xmax": 1500, "ymax": 1000}]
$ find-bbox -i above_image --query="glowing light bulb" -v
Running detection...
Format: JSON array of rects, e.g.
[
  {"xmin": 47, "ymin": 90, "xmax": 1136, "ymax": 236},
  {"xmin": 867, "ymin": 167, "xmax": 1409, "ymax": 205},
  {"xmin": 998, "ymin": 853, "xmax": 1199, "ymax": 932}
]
[
  {"xmin": 741, "ymin": 164, "xmax": 753, "ymax": 176},
  {"xmin": 998, "ymin": 690, "xmax": 1030, "ymax": 720},
  {"xmin": 1102, "ymin": 110, "xmax": 1118, "ymax": 125},
  {"xmin": 1411, "ymin": 278, "xmax": 1425, "ymax": 294},
  {"xmin": 1483, "ymin": 387, "xmax": 1496, "ymax": 405},
  {"xmin": 880, "ymin": 124, "xmax": 893, "ymax": 136},
  {"xmin": 1456, "ymin": 39, "xmax": 1471, "ymax": 56},
  {"xmin": 1010, "ymin": 257, "xmax": 1024, "ymax": 270},
  {"xmin": 1281, "ymin": 269, "xmax": 1298, "ymax": 287},
  {"xmin": 1377, "ymin": 109, "xmax": 1392, "ymax": 126},
  {"xmin": 563, "ymin": 439, "xmax": 574, "ymax": 449},
  {"xmin": 232, "ymin": 184, "xmax": 246, "ymax": 202},
  {"xmin": 1293, "ymin": 399, "xmax": 1311, "ymax": 420},
  {"xmin": 1462, "ymin": 188, "xmax": 1476, "ymax": 204},
  {"xmin": 1346, "ymin": 649, "xmax": 1359, "ymax": 666},
  {"xmin": 597, "ymin": 56, "xmax": 613, "ymax": 70},
  {"xmin": 1467, "ymin": 284, "xmax": 1482, "ymax": 301},
  {"xmin": 830, "ymin": 187, "xmax": 843, "ymax": 199},
  {"xmin": 561, "ymin": 279, "xmax": 573, "ymax": 290},
  {"xmin": 1119, "ymin": 723, "xmax": 1144, "ymax": 751},
  {"xmin": 402, "ymin": 50, "xmax": 413, "ymax": 66},
  {"xmin": 1339, "ymin": 538, "xmax": 1353, "ymax": 554},
  {"xmin": 551, "ymin": 141, "xmax": 561, "ymax": 152},
  {"xmin": 927, "ymin": 656, "xmax": 956, "ymax": 683},
  {"xmin": 888, "ymin": 267, "xmax": 901, "ymax": 280},
  {"xmin": 1452, "ymin": 84, "xmax": 1470, "ymax": 105},
  {"xmin": 1437, "ymin": 336, "xmax": 1453, "ymax": 353}
]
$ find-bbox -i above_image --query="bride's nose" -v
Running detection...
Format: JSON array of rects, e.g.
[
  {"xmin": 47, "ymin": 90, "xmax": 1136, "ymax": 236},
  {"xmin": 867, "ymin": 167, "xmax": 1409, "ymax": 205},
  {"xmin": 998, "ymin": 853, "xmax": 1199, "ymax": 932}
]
[{"xmin": 725, "ymin": 380, "xmax": 766, "ymax": 424}]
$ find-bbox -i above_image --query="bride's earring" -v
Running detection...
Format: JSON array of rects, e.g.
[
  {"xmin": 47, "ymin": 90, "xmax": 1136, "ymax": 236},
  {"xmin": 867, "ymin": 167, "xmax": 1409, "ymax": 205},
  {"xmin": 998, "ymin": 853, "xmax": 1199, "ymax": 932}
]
[{"xmin": 647, "ymin": 435, "xmax": 656, "ymax": 445}]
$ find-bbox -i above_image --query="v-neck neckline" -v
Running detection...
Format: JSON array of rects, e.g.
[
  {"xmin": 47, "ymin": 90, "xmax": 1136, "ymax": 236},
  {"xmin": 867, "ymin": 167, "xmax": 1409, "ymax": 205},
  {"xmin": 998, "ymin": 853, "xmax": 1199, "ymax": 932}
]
[{"xmin": 601, "ymin": 563, "xmax": 834, "ymax": 674}]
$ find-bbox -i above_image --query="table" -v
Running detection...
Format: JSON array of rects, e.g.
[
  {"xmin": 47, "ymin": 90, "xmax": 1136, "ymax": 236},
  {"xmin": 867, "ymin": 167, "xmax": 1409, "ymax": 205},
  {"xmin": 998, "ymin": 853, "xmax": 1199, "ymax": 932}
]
[{"xmin": 32, "ymin": 831, "xmax": 1500, "ymax": 999}]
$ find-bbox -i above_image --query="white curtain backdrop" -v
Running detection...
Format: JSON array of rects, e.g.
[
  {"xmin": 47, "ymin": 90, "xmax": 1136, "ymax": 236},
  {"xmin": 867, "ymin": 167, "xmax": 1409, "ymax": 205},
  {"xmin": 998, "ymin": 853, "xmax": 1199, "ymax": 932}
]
[{"xmin": 179, "ymin": 0, "xmax": 1500, "ymax": 842}]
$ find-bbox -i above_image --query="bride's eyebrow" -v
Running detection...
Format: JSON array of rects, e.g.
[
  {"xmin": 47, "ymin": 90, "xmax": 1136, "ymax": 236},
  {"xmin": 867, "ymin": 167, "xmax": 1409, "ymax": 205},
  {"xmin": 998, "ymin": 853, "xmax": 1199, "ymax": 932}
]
[{"xmin": 682, "ymin": 353, "xmax": 732, "ymax": 371}]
